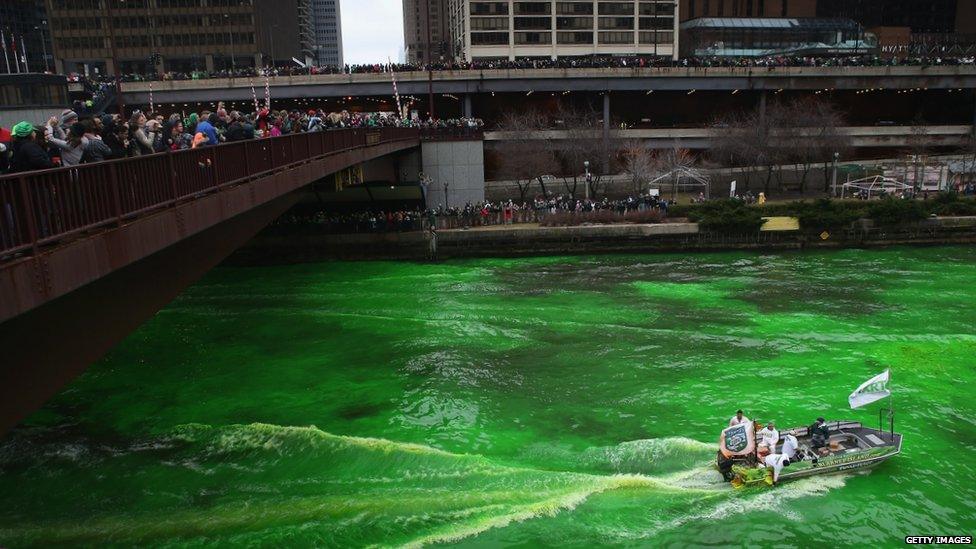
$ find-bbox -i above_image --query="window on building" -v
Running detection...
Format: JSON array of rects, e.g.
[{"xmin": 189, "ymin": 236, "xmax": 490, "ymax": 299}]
[
  {"xmin": 598, "ymin": 2, "xmax": 634, "ymax": 15},
  {"xmin": 557, "ymin": 31, "xmax": 594, "ymax": 43},
  {"xmin": 470, "ymin": 16, "xmax": 509, "ymax": 30},
  {"xmin": 556, "ymin": 2, "xmax": 593, "ymax": 14},
  {"xmin": 470, "ymin": 2, "xmax": 508, "ymax": 15},
  {"xmin": 639, "ymin": 30, "xmax": 674, "ymax": 43},
  {"xmin": 599, "ymin": 17, "xmax": 634, "ymax": 29},
  {"xmin": 514, "ymin": 31, "xmax": 551, "ymax": 44},
  {"xmin": 781, "ymin": 0, "xmax": 787, "ymax": 16},
  {"xmin": 514, "ymin": 2, "xmax": 551, "ymax": 15},
  {"xmin": 598, "ymin": 31, "xmax": 634, "ymax": 43},
  {"xmin": 471, "ymin": 31, "xmax": 509, "ymax": 45},
  {"xmin": 557, "ymin": 17, "xmax": 592, "ymax": 29},
  {"xmin": 514, "ymin": 17, "xmax": 552, "ymax": 29}
]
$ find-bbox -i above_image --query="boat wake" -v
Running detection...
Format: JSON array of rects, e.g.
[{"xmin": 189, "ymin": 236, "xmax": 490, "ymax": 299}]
[{"xmin": 0, "ymin": 423, "xmax": 848, "ymax": 547}]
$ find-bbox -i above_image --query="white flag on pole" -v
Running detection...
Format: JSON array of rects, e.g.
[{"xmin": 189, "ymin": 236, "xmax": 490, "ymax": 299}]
[{"xmin": 849, "ymin": 369, "xmax": 891, "ymax": 409}]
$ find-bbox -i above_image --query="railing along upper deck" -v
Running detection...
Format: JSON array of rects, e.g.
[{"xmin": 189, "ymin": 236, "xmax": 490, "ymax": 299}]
[{"xmin": 0, "ymin": 127, "xmax": 419, "ymax": 259}]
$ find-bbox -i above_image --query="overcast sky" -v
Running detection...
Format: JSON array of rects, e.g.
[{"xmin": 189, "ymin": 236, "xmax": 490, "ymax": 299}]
[{"xmin": 341, "ymin": 0, "xmax": 405, "ymax": 65}]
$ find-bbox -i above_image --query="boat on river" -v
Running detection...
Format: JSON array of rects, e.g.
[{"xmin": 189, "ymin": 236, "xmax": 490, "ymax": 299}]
[{"xmin": 716, "ymin": 369, "xmax": 902, "ymax": 488}]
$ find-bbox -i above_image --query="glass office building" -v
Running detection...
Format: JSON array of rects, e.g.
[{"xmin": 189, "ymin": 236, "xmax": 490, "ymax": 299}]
[{"xmin": 680, "ymin": 17, "xmax": 875, "ymax": 57}]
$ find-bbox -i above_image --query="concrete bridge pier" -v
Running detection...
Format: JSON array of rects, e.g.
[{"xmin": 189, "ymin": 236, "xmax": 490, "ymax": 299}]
[
  {"xmin": 421, "ymin": 139, "xmax": 486, "ymax": 208},
  {"xmin": 463, "ymin": 94, "xmax": 473, "ymax": 118}
]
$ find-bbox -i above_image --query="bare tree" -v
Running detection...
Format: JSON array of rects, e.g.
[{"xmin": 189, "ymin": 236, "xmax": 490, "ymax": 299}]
[
  {"xmin": 907, "ymin": 112, "xmax": 930, "ymax": 188},
  {"xmin": 621, "ymin": 140, "xmax": 657, "ymax": 195},
  {"xmin": 552, "ymin": 104, "xmax": 619, "ymax": 199},
  {"xmin": 712, "ymin": 97, "xmax": 849, "ymax": 195},
  {"xmin": 493, "ymin": 110, "xmax": 559, "ymax": 202},
  {"xmin": 782, "ymin": 96, "xmax": 849, "ymax": 194},
  {"xmin": 710, "ymin": 110, "xmax": 753, "ymax": 191}
]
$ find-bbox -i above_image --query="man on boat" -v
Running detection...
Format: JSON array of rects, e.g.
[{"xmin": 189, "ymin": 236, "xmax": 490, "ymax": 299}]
[
  {"xmin": 758, "ymin": 421, "xmax": 779, "ymax": 450},
  {"xmin": 763, "ymin": 453, "xmax": 791, "ymax": 485},
  {"xmin": 781, "ymin": 430, "xmax": 800, "ymax": 461},
  {"xmin": 729, "ymin": 410, "xmax": 750, "ymax": 427},
  {"xmin": 809, "ymin": 417, "xmax": 831, "ymax": 456}
]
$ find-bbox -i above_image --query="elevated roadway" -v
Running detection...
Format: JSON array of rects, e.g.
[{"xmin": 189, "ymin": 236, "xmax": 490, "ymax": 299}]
[{"xmin": 101, "ymin": 66, "xmax": 976, "ymax": 105}]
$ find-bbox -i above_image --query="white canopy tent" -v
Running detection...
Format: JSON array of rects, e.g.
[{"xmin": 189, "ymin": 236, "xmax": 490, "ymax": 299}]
[
  {"xmin": 647, "ymin": 167, "xmax": 711, "ymax": 200},
  {"xmin": 838, "ymin": 175, "xmax": 914, "ymax": 199}
]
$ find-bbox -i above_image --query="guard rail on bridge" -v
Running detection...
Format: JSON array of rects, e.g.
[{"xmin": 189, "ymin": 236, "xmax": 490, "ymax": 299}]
[{"xmin": 0, "ymin": 127, "xmax": 418, "ymax": 259}]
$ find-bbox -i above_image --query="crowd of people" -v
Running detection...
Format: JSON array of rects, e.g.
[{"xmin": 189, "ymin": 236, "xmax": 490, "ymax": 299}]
[
  {"xmin": 271, "ymin": 193, "xmax": 676, "ymax": 235},
  {"xmin": 67, "ymin": 54, "xmax": 976, "ymax": 84},
  {"xmin": 0, "ymin": 100, "xmax": 483, "ymax": 174}
]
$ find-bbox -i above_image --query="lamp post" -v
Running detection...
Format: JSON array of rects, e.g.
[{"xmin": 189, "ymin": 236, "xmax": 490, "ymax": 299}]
[
  {"xmin": 584, "ymin": 160, "xmax": 591, "ymax": 200},
  {"xmin": 831, "ymin": 151, "xmax": 840, "ymax": 196},
  {"xmin": 104, "ymin": 1, "xmax": 124, "ymax": 116},
  {"xmin": 35, "ymin": 22, "xmax": 50, "ymax": 73},
  {"xmin": 425, "ymin": 0, "xmax": 435, "ymax": 121},
  {"xmin": 224, "ymin": 14, "xmax": 236, "ymax": 72},
  {"xmin": 267, "ymin": 24, "xmax": 279, "ymax": 69}
]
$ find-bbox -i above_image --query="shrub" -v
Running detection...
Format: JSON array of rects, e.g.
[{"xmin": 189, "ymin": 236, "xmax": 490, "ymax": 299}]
[
  {"xmin": 866, "ymin": 197, "xmax": 927, "ymax": 225},
  {"xmin": 793, "ymin": 199, "xmax": 867, "ymax": 231},
  {"xmin": 623, "ymin": 209, "xmax": 664, "ymax": 224},
  {"xmin": 687, "ymin": 199, "xmax": 765, "ymax": 234},
  {"xmin": 932, "ymin": 200, "xmax": 976, "ymax": 216}
]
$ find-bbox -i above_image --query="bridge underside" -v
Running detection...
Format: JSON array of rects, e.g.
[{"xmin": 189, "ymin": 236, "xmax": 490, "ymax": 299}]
[
  {"xmin": 0, "ymin": 137, "xmax": 417, "ymax": 435},
  {"xmin": 0, "ymin": 192, "xmax": 298, "ymax": 435}
]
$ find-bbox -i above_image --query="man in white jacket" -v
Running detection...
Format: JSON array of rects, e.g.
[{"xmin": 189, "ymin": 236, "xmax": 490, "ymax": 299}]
[
  {"xmin": 781, "ymin": 431, "xmax": 800, "ymax": 461},
  {"xmin": 758, "ymin": 421, "xmax": 780, "ymax": 451},
  {"xmin": 764, "ymin": 453, "xmax": 791, "ymax": 484}
]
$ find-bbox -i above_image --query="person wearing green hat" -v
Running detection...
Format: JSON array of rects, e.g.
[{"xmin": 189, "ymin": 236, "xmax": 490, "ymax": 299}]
[{"xmin": 8, "ymin": 122, "xmax": 53, "ymax": 173}]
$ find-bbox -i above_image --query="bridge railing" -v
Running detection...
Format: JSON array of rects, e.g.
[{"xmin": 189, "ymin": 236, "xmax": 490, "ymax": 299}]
[{"xmin": 0, "ymin": 127, "xmax": 418, "ymax": 258}]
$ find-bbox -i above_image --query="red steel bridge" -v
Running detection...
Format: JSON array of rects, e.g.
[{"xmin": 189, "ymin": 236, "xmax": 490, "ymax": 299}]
[{"xmin": 0, "ymin": 127, "xmax": 419, "ymax": 434}]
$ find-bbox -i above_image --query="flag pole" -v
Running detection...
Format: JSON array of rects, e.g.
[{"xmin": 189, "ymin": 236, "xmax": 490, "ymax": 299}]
[
  {"xmin": 20, "ymin": 35, "xmax": 28, "ymax": 71},
  {"xmin": 1, "ymin": 30, "xmax": 10, "ymax": 74},
  {"xmin": 888, "ymin": 370, "xmax": 894, "ymax": 441},
  {"xmin": 12, "ymin": 34, "xmax": 20, "ymax": 73}
]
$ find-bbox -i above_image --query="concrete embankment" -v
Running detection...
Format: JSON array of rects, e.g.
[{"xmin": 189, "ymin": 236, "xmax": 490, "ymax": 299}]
[{"xmin": 227, "ymin": 217, "xmax": 976, "ymax": 264}]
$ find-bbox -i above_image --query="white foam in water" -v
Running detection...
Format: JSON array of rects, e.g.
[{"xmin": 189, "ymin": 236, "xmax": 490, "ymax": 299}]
[{"xmin": 630, "ymin": 473, "xmax": 855, "ymax": 541}]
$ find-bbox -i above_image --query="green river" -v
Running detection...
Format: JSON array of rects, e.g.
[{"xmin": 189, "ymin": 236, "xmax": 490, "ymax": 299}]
[{"xmin": 1, "ymin": 247, "xmax": 974, "ymax": 547}]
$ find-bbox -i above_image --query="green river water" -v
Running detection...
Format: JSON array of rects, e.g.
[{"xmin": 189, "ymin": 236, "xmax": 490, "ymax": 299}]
[{"xmin": 1, "ymin": 247, "xmax": 975, "ymax": 547}]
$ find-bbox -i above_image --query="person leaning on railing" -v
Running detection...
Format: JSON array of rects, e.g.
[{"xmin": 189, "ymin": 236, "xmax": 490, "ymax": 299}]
[{"xmin": 6, "ymin": 122, "xmax": 54, "ymax": 173}]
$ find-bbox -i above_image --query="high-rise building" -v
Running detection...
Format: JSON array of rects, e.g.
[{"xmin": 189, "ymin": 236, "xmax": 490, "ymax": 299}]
[
  {"xmin": 403, "ymin": 0, "xmax": 452, "ymax": 64},
  {"xmin": 45, "ymin": 0, "xmax": 314, "ymax": 77},
  {"xmin": 0, "ymin": 0, "xmax": 54, "ymax": 74},
  {"xmin": 816, "ymin": 0, "xmax": 958, "ymax": 34},
  {"xmin": 310, "ymin": 0, "xmax": 343, "ymax": 66},
  {"xmin": 679, "ymin": 0, "xmax": 815, "ymax": 20},
  {"xmin": 447, "ymin": 0, "xmax": 680, "ymax": 62}
]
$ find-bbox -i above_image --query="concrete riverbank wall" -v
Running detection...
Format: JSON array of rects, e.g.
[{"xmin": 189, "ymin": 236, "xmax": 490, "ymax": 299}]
[{"xmin": 226, "ymin": 217, "xmax": 976, "ymax": 264}]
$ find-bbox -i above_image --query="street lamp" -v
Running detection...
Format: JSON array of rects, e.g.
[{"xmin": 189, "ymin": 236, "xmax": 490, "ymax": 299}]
[
  {"xmin": 267, "ymin": 24, "xmax": 280, "ymax": 69},
  {"xmin": 35, "ymin": 21, "xmax": 50, "ymax": 73},
  {"xmin": 831, "ymin": 151, "xmax": 840, "ymax": 196},
  {"xmin": 224, "ymin": 14, "xmax": 236, "ymax": 72},
  {"xmin": 584, "ymin": 160, "xmax": 591, "ymax": 200}
]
